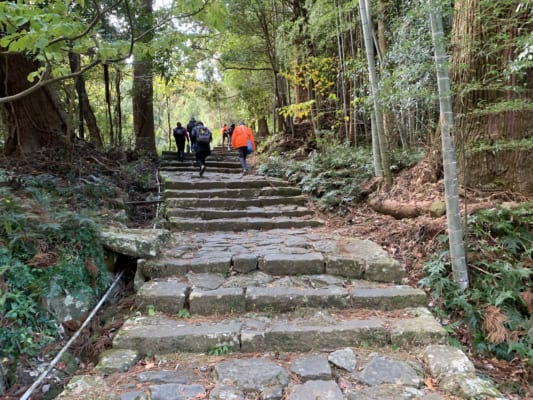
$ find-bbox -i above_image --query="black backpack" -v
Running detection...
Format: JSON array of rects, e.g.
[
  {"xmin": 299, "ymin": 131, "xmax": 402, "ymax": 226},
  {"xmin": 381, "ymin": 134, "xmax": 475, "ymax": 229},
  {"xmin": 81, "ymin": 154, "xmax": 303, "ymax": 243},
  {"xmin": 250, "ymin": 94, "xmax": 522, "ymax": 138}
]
[
  {"xmin": 173, "ymin": 127, "xmax": 186, "ymax": 138},
  {"xmin": 196, "ymin": 126, "xmax": 210, "ymax": 144}
]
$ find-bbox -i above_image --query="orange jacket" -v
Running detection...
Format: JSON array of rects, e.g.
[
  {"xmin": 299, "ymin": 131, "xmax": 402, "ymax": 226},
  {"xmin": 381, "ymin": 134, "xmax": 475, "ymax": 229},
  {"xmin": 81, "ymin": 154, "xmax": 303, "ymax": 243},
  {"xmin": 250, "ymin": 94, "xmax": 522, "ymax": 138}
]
[{"xmin": 231, "ymin": 124, "xmax": 256, "ymax": 151}]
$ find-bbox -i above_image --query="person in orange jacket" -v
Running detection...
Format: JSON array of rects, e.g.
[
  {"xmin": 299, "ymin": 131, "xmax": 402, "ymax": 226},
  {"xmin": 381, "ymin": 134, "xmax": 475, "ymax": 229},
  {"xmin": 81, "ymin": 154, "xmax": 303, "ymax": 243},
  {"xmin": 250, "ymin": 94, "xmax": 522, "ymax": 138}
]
[
  {"xmin": 231, "ymin": 120, "xmax": 256, "ymax": 175},
  {"xmin": 221, "ymin": 123, "xmax": 229, "ymax": 148}
]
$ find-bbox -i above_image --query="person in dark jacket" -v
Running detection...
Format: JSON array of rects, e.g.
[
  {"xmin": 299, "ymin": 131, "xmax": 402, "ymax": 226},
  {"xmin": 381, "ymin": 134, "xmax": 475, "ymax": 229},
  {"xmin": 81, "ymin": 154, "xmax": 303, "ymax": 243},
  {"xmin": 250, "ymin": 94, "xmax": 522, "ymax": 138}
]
[
  {"xmin": 187, "ymin": 118, "xmax": 197, "ymax": 151},
  {"xmin": 172, "ymin": 122, "xmax": 189, "ymax": 161},
  {"xmin": 227, "ymin": 123, "xmax": 235, "ymax": 151},
  {"xmin": 191, "ymin": 121, "xmax": 212, "ymax": 177}
]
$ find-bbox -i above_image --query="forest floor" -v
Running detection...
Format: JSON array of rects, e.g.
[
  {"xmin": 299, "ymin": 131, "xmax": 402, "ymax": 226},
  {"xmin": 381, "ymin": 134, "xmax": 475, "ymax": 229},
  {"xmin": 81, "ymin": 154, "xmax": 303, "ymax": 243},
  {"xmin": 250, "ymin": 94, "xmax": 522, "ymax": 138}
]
[{"xmin": 1, "ymin": 146, "xmax": 531, "ymax": 399}]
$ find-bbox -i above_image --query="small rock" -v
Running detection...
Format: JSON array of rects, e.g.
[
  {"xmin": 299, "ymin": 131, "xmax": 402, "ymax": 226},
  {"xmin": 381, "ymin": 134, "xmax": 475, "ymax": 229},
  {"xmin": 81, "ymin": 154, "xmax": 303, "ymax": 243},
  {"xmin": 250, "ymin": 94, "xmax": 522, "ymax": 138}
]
[
  {"xmin": 290, "ymin": 354, "xmax": 332, "ymax": 381},
  {"xmin": 288, "ymin": 380, "xmax": 343, "ymax": 400},
  {"xmin": 356, "ymin": 356, "xmax": 422, "ymax": 388},
  {"xmin": 328, "ymin": 348, "xmax": 357, "ymax": 371}
]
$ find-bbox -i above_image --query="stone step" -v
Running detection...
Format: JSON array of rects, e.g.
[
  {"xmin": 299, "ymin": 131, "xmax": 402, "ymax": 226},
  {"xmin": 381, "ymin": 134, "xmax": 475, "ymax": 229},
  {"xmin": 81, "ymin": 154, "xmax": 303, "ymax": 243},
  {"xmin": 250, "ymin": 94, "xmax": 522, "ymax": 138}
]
[
  {"xmin": 161, "ymin": 150, "xmax": 239, "ymax": 160},
  {"xmin": 164, "ymin": 186, "xmax": 303, "ymax": 199},
  {"xmin": 165, "ymin": 205, "xmax": 314, "ymax": 219},
  {"xmin": 161, "ymin": 174, "xmax": 288, "ymax": 190},
  {"xmin": 112, "ymin": 308, "xmax": 447, "ymax": 355},
  {"xmin": 166, "ymin": 216, "xmax": 323, "ymax": 232},
  {"xmin": 135, "ymin": 276, "xmax": 428, "ymax": 316},
  {"xmin": 165, "ymin": 195, "xmax": 308, "ymax": 208},
  {"xmin": 139, "ymin": 232, "xmax": 403, "ymax": 284},
  {"xmin": 160, "ymin": 166, "xmax": 243, "ymax": 174},
  {"xmin": 160, "ymin": 160, "xmax": 242, "ymax": 169}
]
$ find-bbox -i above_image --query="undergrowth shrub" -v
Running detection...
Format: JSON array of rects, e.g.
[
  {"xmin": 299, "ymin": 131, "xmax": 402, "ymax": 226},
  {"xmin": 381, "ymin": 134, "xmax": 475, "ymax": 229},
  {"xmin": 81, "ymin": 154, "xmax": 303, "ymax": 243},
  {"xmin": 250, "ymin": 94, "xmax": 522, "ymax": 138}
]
[
  {"xmin": 258, "ymin": 140, "xmax": 374, "ymax": 209},
  {"xmin": 258, "ymin": 137, "xmax": 424, "ymax": 210},
  {"xmin": 0, "ymin": 180, "xmax": 111, "ymax": 366},
  {"xmin": 419, "ymin": 203, "xmax": 533, "ymax": 369}
]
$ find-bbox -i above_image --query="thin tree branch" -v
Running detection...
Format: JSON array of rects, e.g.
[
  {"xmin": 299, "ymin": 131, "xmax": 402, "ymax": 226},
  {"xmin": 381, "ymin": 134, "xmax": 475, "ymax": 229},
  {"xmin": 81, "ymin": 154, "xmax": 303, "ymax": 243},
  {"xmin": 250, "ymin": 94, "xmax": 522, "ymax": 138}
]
[{"xmin": 48, "ymin": 0, "xmax": 126, "ymax": 46}]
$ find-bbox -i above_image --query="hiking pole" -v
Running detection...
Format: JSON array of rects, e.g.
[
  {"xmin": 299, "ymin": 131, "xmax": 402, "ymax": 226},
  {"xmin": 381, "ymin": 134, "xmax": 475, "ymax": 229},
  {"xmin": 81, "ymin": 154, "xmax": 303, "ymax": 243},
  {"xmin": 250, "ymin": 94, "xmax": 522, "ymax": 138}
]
[{"xmin": 20, "ymin": 270, "xmax": 124, "ymax": 400}]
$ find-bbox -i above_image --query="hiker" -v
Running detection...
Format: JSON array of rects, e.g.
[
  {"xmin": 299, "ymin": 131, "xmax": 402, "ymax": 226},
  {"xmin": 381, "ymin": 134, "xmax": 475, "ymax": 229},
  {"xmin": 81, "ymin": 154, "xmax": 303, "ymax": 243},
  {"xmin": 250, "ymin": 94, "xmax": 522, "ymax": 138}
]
[
  {"xmin": 187, "ymin": 117, "xmax": 197, "ymax": 152},
  {"xmin": 231, "ymin": 120, "xmax": 256, "ymax": 175},
  {"xmin": 191, "ymin": 121, "xmax": 212, "ymax": 177},
  {"xmin": 227, "ymin": 123, "xmax": 235, "ymax": 150},
  {"xmin": 172, "ymin": 122, "xmax": 189, "ymax": 161},
  {"xmin": 221, "ymin": 123, "xmax": 229, "ymax": 148}
]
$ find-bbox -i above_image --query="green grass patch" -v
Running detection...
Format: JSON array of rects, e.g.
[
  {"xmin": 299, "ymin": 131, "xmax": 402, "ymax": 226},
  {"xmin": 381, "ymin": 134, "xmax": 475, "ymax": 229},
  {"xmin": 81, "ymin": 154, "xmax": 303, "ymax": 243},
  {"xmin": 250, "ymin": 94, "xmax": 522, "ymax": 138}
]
[{"xmin": 419, "ymin": 203, "xmax": 533, "ymax": 366}]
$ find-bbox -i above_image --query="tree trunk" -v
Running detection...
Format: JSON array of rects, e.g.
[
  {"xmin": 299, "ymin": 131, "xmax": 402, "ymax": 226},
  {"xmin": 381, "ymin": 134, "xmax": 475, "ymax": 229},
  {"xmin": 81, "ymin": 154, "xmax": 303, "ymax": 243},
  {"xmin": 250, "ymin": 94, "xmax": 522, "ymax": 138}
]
[
  {"xmin": 451, "ymin": 0, "xmax": 533, "ymax": 195},
  {"xmin": 114, "ymin": 68, "xmax": 123, "ymax": 147},
  {"xmin": 376, "ymin": 0, "xmax": 398, "ymax": 149},
  {"xmin": 359, "ymin": 0, "xmax": 392, "ymax": 185},
  {"xmin": 429, "ymin": 0, "xmax": 469, "ymax": 289},
  {"xmin": 133, "ymin": 0, "xmax": 156, "ymax": 154},
  {"xmin": 133, "ymin": 59, "xmax": 156, "ymax": 153},
  {"xmin": 257, "ymin": 117, "xmax": 269, "ymax": 139},
  {"xmin": 0, "ymin": 53, "xmax": 67, "ymax": 156},
  {"xmin": 69, "ymin": 52, "xmax": 103, "ymax": 148}
]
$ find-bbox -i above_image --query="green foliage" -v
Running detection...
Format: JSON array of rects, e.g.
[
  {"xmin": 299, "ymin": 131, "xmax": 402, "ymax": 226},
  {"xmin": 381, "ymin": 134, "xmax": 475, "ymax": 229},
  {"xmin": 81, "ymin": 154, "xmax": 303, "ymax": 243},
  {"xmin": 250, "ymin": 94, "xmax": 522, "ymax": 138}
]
[
  {"xmin": 258, "ymin": 139, "xmax": 423, "ymax": 211},
  {"xmin": 0, "ymin": 179, "xmax": 111, "ymax": 363},
  {"xmin": 207, "ymin": 342, "xmax": 231, "ymax": 356},
  {"xmin": 419, "ymin": 203, "xmax": 533, "ymax": 365},
  {"xmin": 258, "ymin": 139, "xmax": 375, "ymax": 210},
  {"xmin": 0, "ymin": 251, "xmax": 58, "ymax": 360},
  {"xmin": 177, "ymin": 309, "xmax": 191, "ymax": 319}
]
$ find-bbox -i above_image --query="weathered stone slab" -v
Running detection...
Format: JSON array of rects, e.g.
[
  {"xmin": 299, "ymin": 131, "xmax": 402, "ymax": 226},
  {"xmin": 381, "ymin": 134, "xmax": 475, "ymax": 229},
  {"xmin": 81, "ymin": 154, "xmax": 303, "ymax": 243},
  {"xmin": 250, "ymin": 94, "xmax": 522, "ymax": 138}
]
[
  {"xmin": 356, "ymin": 356, "xmax": 423, "ymax": 387},
  {"xmin": 209, "ymin": 384, "xmax": 244, "ymax": 400},
  {"xmin": 222, "ymin": 271, "xmax": 273, "ymax": 288},
  {"xmin": 113, "ymin": 316, "xmax": 241, "ymax": 354},
  {"xmin": 167, "ymin": 196, "xmax": 306, "ymax": 209},
  {"xmin": 213, "ymin": 359, "xmax": 289, "ymax": 400},
  {"xmin": 187, "ymin": 272, "xmax": 225, "ymax": 290},
  {"xmin": 47, "ymin": 287, "xmax": 93, "ymax": 322},
  {"xmin": 232, "ymin": 253, "xmax": 258, "ymax": 273},
  {"xmin": 260, "ymin": 252, "xmax": 325, "ymax": 275},
  {"xmin": 136, "ymin": 280, "xmax": 188, "ymax": 314},
  {"xmin": 189, "ymin": 287, "xmax": 245, "ymax": 315},
  {"xmin": 99, "ymin": 228, "xmax": 171, "ymax": 258},
  {"xmin": 328, "ymin": 348, "xmax": 357, "ymax": 371},
  {"xmin": 141, "ymin": 258, "xmax": 189, "ymax": 278},
  {"xmin": 241, "ymin": 318, "xmax": 387, "ymax": 352},
  {"xmin": 169, "ymin": 217, "xmax": 322, "ymax": 232},
  {"xmin": 189, "ymin": 252, "xmax": 231, "ymax": 274},
  {"xmin": 290, "ymin": 354, "xmax": 332, "ymax": 381},
  {"xmin": 136, "ymin": 370, "xmax": 200, "ymax": 384},
  {"xmin": 347, "ymin": 385, "xmax": 436, "ymax": 400},
  {"xmin": 439, "ymin": 374, "xmax": 502, "ymax": 399},
  {"xmin": 350, "ymin": 286, "xmax": 428, "ymax": 310},
  {"xmin": 326, "ymin": 255, "xmax": 364, "ymax": 278},
  {"xmin": 245, "ymin": 286, "xmax": 349, "ymax": 312},
  {"xmin": 288, "ymin": 380, "xmax": 344, "ymax": 400},
  {"xmin": 55, "ymin": 375, "xmax": 115, "ymax": 400},
  {"xmin": 422, "ymin": 345, "xmax": 501, "ymax": 397},
  {"xmin": 390, "ymin": 309, "xmax": 448, "ymax": 347},
  {"xmin": 421, "ymin": 345, "xmax": 475, "ymax": 379},
  {"xmin": 120, "ymin": 383, "xmax": 205, "ymax": 400},
  {"xmin": 340, "ymin": 239, "xmax": 403, "ymax": 283},
  {"xmin": 365, "ymin": 257, "xmax": 403, "ymax": 284},
  {"xmin": 94, "ymin": 349, "xmax": 141, "ymax": 374}
]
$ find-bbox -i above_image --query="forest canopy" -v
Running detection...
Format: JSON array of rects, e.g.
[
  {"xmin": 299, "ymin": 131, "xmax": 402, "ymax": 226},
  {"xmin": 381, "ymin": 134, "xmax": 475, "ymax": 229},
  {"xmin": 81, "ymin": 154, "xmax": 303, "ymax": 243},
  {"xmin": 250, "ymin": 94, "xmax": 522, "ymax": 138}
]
[{"xmin": 0, "ymin": 0, "xmax": 531, "ymax": 193}]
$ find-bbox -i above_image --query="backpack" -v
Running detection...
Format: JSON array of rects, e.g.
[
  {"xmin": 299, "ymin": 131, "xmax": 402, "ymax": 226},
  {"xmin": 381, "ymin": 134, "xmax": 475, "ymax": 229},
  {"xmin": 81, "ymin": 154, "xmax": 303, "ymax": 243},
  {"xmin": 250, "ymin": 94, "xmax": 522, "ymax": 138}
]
[
  {"xmin": 173, "ymin": 127, "xmax": 186, "ymax": 138},
  {"xmin": 196, "ymin": 126, "xmax": 210, "ymax": 144}
]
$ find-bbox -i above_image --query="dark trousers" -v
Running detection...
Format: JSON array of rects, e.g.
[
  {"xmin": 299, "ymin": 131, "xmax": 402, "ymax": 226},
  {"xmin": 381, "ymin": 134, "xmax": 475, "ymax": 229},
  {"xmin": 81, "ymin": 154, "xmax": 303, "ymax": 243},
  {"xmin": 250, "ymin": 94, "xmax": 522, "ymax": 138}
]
[
  {"xmin": 175, "ymin": 137, "xmax": 186, "ymax": 161},
  {"xmin": 196, "ymin": 148, "xmax": 211, "ymax": 167},
  {"xmin": 238, "ymin": 146, "xmax": 248, "ymax": 170}
]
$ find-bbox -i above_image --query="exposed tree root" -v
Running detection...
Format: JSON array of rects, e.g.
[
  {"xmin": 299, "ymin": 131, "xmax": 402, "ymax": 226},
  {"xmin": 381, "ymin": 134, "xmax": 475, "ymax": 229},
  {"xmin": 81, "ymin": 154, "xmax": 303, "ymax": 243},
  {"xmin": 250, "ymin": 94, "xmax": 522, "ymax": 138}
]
[{"xmin": 368, "ymin": 198, "xmax": 434, "ymax": 219}]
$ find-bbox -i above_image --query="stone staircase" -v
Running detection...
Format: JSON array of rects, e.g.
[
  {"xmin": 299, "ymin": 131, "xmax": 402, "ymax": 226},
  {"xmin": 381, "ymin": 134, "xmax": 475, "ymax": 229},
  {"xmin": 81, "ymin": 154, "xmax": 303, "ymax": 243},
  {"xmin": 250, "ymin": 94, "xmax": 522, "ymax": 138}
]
[
  {"xmin": 57, "ymin": 147, "xmax": 503, "ymax": 400},
  {"xmin": 160, "ymin": 149, "xmax": 323, "ymax": 232}
]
